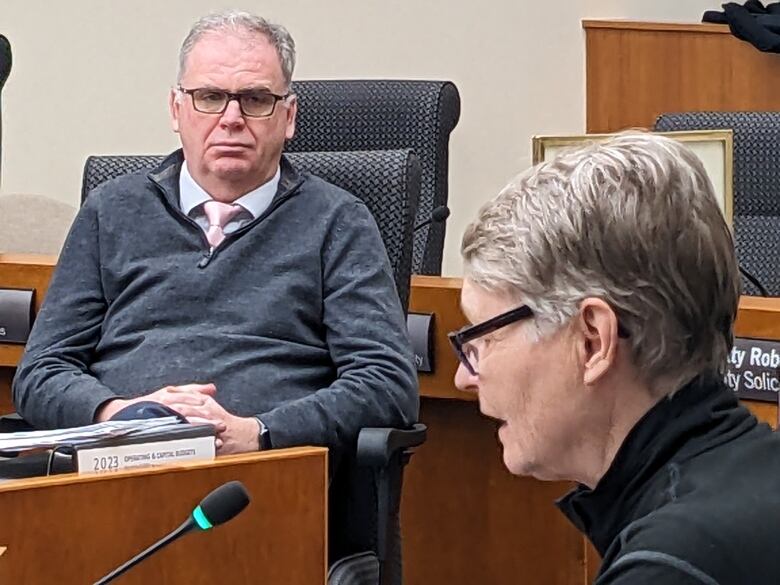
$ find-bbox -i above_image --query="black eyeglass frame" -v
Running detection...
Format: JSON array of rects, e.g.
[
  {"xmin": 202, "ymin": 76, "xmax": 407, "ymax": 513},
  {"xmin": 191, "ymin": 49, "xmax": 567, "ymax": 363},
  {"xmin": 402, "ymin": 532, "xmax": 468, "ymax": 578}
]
[
  {"xmin": 448, "ymin": 305, "xmax": 533, "ymax": 377},
  {"xmin": 448, "ymin": 304, "xmax": 630, "ymax": 376},
  {"xmin": 177, "ymin": 86, "xmax": 291, "ymax": 118}
]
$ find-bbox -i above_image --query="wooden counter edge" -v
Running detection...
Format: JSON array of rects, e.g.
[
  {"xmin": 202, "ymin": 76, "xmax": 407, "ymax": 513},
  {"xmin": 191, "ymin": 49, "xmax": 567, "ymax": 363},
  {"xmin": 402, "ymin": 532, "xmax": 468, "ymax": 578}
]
[
  {"xmin": 0, "ymin": 253, "xmax": 58, "ymax": 267},
  {"xmin": 3, "ymin": 262, "xmax": 779, "ymax": 404},
  {"xmin": 410, "ymin": 276, "xmax": 780, "ymax": 405},
  {"xmin": 0, "ymin": 446, "xmax": 329, "ymax": 493},
  {"xmin": 582, "ymin": 20, "xmax": 730, "ymax": 34},
  {"xmin": 409, "ymin": 274, "xmax": 463, "ymax": 289}
]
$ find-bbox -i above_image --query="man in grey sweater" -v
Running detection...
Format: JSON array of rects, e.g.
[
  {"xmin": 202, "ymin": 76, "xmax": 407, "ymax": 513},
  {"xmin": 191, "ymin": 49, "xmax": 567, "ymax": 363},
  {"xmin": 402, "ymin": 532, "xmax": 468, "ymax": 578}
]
[{"xmin": 12, "ymin": 10, "xmax": 418, "ymax": 455}]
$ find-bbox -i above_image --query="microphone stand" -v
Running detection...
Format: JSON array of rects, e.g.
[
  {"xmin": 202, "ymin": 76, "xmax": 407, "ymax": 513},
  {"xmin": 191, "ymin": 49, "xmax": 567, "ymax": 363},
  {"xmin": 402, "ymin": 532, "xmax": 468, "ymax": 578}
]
[{"xmin": 94, "ymin": 517, "xmax": 195, "ymax": 585}]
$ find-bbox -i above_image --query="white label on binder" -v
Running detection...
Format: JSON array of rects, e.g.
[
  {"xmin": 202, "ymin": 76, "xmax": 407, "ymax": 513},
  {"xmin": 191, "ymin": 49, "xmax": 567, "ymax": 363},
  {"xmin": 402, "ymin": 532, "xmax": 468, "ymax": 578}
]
[{"xmin": 76, "ymin": 435, "xmax": 216, "ymax": 474}]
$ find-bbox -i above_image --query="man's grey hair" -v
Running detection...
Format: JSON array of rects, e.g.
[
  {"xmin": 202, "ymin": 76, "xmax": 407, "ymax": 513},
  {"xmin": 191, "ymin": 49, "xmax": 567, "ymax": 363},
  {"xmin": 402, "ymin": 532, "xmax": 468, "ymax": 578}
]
[
  {"xmin": 461, "ymin": 133, "xmax": 740, "ymax": 394},
  {"xmin": 177, "ymin": 10, "xmax": 296, "ymax": 87}
]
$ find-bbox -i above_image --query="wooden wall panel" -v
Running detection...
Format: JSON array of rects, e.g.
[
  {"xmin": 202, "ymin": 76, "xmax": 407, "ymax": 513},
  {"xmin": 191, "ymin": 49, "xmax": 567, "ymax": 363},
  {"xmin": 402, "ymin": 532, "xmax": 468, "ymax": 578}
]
[
  {"xmin": 402, "ymin": 398, "xmax": 586, "ymax": 585},
  {"xmin": 584, "ymin": 21, "xmax": 780, "ymax": 133},
  {"xmin": 411, "ymin": 276, "xmax": 475, "ymax": 401},
  {"xmin": 0, "ymin": 368, "xmax": 13, "ymax": 414}
]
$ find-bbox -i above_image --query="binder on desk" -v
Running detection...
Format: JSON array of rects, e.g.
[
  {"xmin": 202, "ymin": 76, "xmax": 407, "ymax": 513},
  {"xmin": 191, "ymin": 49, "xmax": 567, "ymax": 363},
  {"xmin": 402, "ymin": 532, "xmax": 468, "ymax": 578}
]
[
  {"xmin": 0, "ymin": 420, "xmax": 216, "ymax": 479},
  {"xmin": 73, "ymin": 423, "xmax": 216, "ymax": 473}
]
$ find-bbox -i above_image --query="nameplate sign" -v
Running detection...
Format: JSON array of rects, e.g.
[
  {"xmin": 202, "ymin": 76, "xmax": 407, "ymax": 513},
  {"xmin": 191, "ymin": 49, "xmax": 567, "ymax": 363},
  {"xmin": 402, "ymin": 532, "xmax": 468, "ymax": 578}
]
[
  {"xmin": 407, "ymin": 312, "xmax": 435, "ymax": 373},
  {"xmin": 724, "ymin": 337, "xmax": 780, "ymax": 402},
  {"xmin": 75, "ymin": 435, "xmax": 215, "ymax": 474},
  {"xmin": 0, "ymin": 288, "xmax": 34, "ymax": 344}
]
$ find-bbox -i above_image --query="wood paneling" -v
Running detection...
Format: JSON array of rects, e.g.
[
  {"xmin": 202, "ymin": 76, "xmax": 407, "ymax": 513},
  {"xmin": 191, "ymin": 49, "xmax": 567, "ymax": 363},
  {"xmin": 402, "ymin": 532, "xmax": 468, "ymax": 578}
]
[
  {"xmin": 584, "ymin": 21, "xmax": 730, "ymax": 34},
  {"xmin": 0, "ymin": 449, "xmax": 327, "ymax": 584},
  {"xmin": 402, "ymin": 398, "xmax": 585, "ymax": 585},
  {"xmin": 5, "ymin": 260, "xmax": 780, "ymax": 584},
  {"xmin": 0, "ymin": 368, "xmax": 13, "ymax": 414},
  {"xmin": 409, "ymin": 275, "xmax": 474, "ymax": 401},
  {"xmin": 584, "ymin": 20, "xmax": 780, "ymax": 133},
  {"xmin": 734, "ymin": 296, "xmax": 780, "ymax": 341},
  {"xmin": 410, "ymin": 277, "xmax": 780, "ymax": 422}
]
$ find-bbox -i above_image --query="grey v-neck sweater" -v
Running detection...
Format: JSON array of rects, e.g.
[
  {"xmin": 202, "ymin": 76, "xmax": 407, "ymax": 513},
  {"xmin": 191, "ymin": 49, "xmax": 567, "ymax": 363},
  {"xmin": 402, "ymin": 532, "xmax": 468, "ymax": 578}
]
[{"xmin": 13, "ymin": 151, "xmax": 418, "ymax": 451}]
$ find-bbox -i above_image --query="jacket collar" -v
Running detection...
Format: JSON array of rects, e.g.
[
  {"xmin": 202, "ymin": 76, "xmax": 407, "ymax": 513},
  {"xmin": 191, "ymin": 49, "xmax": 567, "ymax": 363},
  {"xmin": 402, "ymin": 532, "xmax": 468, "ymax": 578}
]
[
  {"xmin": 556, "ymin": 374, "xmax": 756, "ymax": 556},
  {"xmin": 147, "ymin": 149, "xmax": 303, "ymax": 209}
]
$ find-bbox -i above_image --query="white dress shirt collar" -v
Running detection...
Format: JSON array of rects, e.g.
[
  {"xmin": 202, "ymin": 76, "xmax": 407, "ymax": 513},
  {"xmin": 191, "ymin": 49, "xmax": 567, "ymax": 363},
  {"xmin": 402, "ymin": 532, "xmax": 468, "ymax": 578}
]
[{"xmin": 179, "ymin": 161, "xmax": 281, "ymax": 220}]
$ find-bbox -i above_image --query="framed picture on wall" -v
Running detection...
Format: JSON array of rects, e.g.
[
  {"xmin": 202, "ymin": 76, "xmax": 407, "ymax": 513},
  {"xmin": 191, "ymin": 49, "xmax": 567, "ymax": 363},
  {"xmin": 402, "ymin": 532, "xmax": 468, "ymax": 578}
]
[{"xmin": 531, "ymin": 130, "xmax": 734, "ymax": 225}]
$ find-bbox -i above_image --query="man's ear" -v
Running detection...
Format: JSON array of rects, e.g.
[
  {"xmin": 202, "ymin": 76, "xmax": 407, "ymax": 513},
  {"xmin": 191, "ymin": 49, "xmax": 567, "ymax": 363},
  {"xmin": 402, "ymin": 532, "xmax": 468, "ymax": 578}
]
[
  {"xmin": 284, "ymin": 95, "xmax": 297, "ymax": 140},
  {"xmin": 574, "ymin": 298, "xmax": 621, "ymax": 385},
  {"xmin": 169, "ymin": 88, "xmax": 181, "ymax": 133}
]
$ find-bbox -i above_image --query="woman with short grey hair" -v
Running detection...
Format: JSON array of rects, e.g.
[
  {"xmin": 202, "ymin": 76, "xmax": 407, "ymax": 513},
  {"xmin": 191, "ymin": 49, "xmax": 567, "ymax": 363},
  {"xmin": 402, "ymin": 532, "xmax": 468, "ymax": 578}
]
[{"xmin": 452, "ymin": 133, "xmax": 780, "ymax": 584}]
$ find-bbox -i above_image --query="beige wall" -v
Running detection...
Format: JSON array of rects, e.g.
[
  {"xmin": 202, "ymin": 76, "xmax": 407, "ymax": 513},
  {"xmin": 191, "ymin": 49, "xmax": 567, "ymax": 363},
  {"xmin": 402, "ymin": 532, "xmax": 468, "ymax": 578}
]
[{"xmin": 0, "ymin": 0, "xmax": 715, "ymax": 274}]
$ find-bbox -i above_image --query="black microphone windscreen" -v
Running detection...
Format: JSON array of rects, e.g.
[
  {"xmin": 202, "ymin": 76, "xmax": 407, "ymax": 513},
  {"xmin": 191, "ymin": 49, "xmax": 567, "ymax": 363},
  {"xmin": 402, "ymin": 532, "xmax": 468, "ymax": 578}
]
[
  {"xmin": 199, "ymin": 481, "xmax": 251, "ymax": 527},
  {"xmin": 431, "ymin": 206, "xmax": 451, "ymax": 222}
]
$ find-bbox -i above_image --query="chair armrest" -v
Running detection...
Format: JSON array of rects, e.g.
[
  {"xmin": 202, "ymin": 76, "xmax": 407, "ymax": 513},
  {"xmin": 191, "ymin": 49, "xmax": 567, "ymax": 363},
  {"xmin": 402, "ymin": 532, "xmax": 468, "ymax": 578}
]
[
  {"xmin": 356, "ymin": 424, "xmax": 427, "ymax": 467},
  {"xmin": 351, "ymin": 423, "xmax": 427, "ymax": 583},
  {"xmin": 328, "ymin": 551, "xmax": 380, "ymax": 585}
]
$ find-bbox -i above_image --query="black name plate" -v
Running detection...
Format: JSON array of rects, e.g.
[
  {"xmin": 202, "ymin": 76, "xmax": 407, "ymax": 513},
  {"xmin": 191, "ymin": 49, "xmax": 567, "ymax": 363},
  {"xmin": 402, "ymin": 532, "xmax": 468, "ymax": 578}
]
[
  {"xmin": 724, "ymin": 337, "xmax": 780, "ymax": 402},
  {"xmin": 0, "ymin": 288, "xmax": 35, "ymax": 344},
  {"xmin": 407, "ymin": 312, "xmax": 435, "ymax": 373}
]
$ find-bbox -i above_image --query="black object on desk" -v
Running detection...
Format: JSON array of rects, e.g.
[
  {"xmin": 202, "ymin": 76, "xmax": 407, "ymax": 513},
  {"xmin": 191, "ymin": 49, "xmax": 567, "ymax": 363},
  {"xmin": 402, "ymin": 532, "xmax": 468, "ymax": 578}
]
[{"xmin": 0, "ymin": 288, "xmax": 35, "ymax": 344}]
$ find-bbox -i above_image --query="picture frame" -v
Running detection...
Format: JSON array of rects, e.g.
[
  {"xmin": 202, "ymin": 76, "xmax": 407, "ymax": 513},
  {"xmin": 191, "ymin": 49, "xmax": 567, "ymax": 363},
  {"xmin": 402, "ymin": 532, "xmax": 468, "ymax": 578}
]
[{"xmin": 531, "ymin": 130, "xmax": 734, "ymax": 224}]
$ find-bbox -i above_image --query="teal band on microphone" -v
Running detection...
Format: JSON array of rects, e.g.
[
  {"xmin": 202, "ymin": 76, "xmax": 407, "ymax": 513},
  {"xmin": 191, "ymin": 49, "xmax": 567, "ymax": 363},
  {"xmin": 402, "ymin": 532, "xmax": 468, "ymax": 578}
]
[{"xmin": 192, "ymin": 505, "xmax": 213, "ymax": 530}]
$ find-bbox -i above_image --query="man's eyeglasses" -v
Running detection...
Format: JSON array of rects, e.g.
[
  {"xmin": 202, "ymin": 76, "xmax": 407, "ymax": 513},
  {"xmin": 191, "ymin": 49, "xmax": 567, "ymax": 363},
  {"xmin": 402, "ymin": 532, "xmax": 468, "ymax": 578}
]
[
  {"xmin": 448, "ymin": 305, "xmax": 534, "ymax": 377},
  {"xmin": 448, "ymin": 304, "xmax": 630, "ymax": 377},
  {"xmin": 178, "ymin": 86, "xmax": 290, "ymax": 118}
]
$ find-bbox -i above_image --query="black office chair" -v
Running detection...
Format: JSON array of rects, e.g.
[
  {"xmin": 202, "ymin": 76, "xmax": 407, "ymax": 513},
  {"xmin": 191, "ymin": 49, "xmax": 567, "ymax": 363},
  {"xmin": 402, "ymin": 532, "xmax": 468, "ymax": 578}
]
[
  {"xmin": 654, "ymin": 112, "xmax": 780, "ymax": 296},
  {"xmin": 0, "ymin": 34, "xmax": 12, "ymax": 183},
  {"xmin": 287, "ymin": 80, "xmax": 461, "ymax": 276},
  {"xmin": 80, "ymin": 150, "xmax": 427, "ymax": 585}
]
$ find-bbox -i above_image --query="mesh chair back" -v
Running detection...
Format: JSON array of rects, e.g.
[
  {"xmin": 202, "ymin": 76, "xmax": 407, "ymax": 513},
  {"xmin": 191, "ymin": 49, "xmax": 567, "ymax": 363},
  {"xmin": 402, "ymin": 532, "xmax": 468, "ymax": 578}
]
[
  {"xmin": 287, "ymin": 79, "xmax": 460, "ymax": 275},
  {"xmin": 81, "ymin": 155, "xmax": 164, "ymax": 199},
  {"xmin": 81, "ymin": 150, "xmax": 420, "ymax": 311},
  {"xmin": 655, "ymin": 112, "xmax": 780, "ymax": 296}
]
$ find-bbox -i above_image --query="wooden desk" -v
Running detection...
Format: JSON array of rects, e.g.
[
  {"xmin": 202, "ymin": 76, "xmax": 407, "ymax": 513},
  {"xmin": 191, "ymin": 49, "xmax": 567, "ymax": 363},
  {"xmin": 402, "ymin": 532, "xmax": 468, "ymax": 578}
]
[
  {"xmin": 584, "ymin": 20, "xmax": 780, "ymax": 133},
  {"xmin": 0, "ymin": 448, "xmax": 327, "ymax": 584},
  {"xmin": 4, "ymin": 258, "xmax": 780, "ymax": 584}
]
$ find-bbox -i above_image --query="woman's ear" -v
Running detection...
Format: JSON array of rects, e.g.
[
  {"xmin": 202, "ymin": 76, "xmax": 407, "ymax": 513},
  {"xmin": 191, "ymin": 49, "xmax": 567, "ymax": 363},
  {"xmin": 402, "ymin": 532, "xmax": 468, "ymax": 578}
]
[{"xmin": 574, "ymin": 298, "xmax": 621, "ymax": 385}]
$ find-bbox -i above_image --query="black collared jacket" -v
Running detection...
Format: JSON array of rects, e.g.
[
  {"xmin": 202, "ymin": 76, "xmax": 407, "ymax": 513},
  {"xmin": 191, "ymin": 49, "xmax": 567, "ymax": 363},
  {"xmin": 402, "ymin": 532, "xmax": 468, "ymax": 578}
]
[{"xmin": 558, "ymin": 375, "xmax": 780, "ymax": 584}]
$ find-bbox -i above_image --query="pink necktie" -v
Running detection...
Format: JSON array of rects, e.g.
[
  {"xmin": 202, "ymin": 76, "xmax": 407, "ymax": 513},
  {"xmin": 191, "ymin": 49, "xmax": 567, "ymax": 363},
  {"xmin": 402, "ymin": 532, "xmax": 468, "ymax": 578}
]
[{"xmin": 203, "ymin": 200, "xmax": 243, "ymax": 248}]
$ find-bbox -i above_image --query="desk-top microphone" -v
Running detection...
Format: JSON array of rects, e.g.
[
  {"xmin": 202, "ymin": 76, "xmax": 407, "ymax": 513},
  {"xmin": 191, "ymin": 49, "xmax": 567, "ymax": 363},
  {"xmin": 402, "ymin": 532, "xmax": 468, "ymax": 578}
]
[
  {"xmin": 94, "ymin": 480, "xmax": 251, "ymax": 585},
  {"xmin": 414, "ymin": 205, "xmax": 450, "ymax": 233}
]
